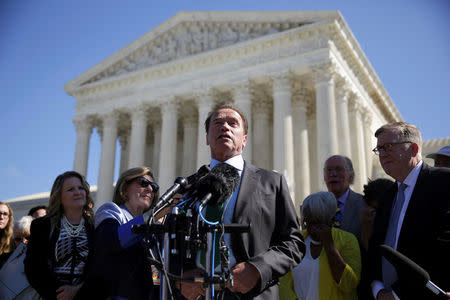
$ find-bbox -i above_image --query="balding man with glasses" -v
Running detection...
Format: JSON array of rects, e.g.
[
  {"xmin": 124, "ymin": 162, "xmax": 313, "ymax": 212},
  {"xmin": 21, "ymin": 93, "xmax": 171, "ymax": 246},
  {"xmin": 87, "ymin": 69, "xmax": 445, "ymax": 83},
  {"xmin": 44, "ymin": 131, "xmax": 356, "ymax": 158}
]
[{"xmin": 365, "ymin": 122, "xmax": 450, "ymax": 299}]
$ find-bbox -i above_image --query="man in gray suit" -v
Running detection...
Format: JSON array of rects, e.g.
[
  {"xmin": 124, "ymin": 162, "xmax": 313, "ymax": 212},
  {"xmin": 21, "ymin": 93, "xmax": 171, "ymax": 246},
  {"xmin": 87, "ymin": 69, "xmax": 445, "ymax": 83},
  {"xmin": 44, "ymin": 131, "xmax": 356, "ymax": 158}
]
[
  {"xmin": 179, "ymin": 102, "xmax": 304, "ymax": 300},
  {"xmin": 324, "ymin": 155, "xmax": 366, "ymax": 242}
]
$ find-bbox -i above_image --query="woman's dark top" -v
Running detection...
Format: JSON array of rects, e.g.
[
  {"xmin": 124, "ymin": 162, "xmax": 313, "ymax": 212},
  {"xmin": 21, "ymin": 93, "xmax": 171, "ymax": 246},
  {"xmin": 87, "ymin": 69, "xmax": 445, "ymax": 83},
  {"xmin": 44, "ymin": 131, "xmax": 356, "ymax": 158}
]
[{"xmin": 24, "ymin": 215, "xmax": 95, "ymax": 300}]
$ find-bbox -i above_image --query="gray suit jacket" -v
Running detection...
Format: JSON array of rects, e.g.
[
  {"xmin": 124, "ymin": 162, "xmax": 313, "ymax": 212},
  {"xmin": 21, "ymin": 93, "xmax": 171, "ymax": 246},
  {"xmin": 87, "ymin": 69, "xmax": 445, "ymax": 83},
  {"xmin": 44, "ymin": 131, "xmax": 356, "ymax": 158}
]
[
  {"xmin": 341, "ymin": 189, "xmax": 365, "ymax": 242},
  {"xmin": 228, "ymin": 162, "xmax": 305, "ymax": 300}
]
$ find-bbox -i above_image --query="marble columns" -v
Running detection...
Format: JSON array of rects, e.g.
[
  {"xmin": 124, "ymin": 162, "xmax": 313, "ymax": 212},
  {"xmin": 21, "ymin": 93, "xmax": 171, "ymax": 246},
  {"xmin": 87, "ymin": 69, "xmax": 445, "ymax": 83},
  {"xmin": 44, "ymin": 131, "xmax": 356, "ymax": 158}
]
[
  {"xmin": 335, "ymin": 79, "xmax": 352, "ymax": 158},
  {"xmin": 292, "ymin": 87, "xmax": 311, "ymax": 209},
  {"xmin": 97, "ymin": 113, "xmax": 118, "ymax": 208},
  {"xmin": 182, "ymin": 112, "xmax": 198, "ymax": 175},
  {"xmin": 128, "ymin": 108, "xmax": 147, "ymax": 168},
  {"xmin": 73, "ymin": 118, "xmax": 92, "ymax": 177},
  {"xmin": 348, "ymin": 95, "xmax": 367, "ymax": 192},
  {"xmin": 272, "ymin": 73, "xmax": 295, "ymax": 197},
  {"xmin": 196, "ymin": 94, "xmax": 214, "ymax": 167},
  {"xmin": 234, "ymin": 82, "xmax": 253, "ymax": 163},
  {"xmin": 158, "ymin": 101, "xmax": 178, "ymax": 189},
  {"xmin": 313, "ymin": 64, "xmax": 338, "ymax": 188}
]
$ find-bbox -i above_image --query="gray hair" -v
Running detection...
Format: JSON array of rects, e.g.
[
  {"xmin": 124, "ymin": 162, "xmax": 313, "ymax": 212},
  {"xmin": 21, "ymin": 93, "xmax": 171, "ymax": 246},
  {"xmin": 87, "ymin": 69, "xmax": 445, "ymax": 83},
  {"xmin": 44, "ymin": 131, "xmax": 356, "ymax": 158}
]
[
  {"xmin": 14, "ymin": 216, "xmax": 33, "ymax": 234},
  {"xmin": 375, "ymin": 122, "xmax": 422, "ymax": 153},
  {"xmin": 301, "ymin": 191, "xmax": 337, "ymax": 225}
]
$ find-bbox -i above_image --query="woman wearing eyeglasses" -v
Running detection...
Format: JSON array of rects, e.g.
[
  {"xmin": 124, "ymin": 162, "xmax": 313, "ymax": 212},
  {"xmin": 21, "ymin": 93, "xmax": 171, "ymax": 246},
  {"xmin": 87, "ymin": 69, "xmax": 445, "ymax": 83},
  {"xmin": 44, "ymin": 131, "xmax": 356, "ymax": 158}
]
[
  {"xmin": 92, "ymin": 166, "xmax": 161, "ymax": 300},
  {"xmin": 279, "ymin": 191, "xmax": 361, "ymax": 300},
  {"xmin": 0, "ymin": 201, "xmax": 14, "ymax": 269},
  {"xmin": 24, "ymin": 171, "xmax": 95, "ymax": 300}
]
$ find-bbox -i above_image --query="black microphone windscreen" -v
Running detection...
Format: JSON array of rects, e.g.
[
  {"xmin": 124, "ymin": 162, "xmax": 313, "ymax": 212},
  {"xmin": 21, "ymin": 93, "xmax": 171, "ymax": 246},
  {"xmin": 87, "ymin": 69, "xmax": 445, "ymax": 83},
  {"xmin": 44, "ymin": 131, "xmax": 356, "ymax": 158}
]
[
  {"xmin": 380, "ymin": 244, "xmax": 430, "ymax": 284},
  {"xmin": 195, "ymin": 163, "xmax": 240, "ymax": 206},
  {"xmin": 189, "ymin": 164, "xmax": 211, "ymax": 184}
]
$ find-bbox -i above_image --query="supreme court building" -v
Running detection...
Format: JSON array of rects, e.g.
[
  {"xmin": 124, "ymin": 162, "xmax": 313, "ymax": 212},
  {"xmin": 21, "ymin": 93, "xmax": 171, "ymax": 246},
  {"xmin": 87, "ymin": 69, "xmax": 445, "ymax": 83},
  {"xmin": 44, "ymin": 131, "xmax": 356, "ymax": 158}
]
[{"xmin": 63, "ymin": 11, "xmax": 402, "ymax": 211}]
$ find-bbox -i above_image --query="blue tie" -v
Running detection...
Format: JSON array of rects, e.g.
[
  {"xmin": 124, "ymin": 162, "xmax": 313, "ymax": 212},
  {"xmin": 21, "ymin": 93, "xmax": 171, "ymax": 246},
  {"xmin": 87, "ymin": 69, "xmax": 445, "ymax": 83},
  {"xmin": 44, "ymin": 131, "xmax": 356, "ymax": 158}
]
[
  {"xmin": 382, "ymin": 182, "xmax": 408, "ymax": 289},
  {"xmin": 333, "ymin": 200, "xmax": 344, "ymax": 228}
]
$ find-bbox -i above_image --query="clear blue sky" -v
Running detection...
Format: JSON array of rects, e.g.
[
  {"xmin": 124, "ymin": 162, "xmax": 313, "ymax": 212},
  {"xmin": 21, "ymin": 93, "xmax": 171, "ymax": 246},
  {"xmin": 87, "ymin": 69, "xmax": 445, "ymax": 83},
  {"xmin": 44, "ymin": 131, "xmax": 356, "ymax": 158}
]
[{"xmin": 1, "ymin": 0, "xmax": 449, "ymax": 201}]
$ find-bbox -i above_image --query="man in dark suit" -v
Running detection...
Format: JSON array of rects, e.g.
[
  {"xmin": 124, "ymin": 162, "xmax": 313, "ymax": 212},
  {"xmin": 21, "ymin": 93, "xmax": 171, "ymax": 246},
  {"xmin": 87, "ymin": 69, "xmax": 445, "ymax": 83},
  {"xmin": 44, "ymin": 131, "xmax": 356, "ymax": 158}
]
[
  {"xmin": 323, "ymin": 155, "xmax": 366, "ymax": 242},
  {"xmin": 367, "ymin": 122, "xmax": 450, "ymax": 299},
  {"xmin": 180, "ymin": 102, "xmax": 304, "ymax": 300}
]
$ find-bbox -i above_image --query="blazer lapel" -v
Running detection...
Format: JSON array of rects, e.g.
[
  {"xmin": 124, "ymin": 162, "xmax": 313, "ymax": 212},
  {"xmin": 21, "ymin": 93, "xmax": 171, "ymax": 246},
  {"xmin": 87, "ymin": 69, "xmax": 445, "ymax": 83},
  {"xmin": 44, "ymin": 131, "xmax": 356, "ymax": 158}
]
[
  {"xmin": 231, "ymin": 162, "xmax": 260, "ymax": 261},
  {"xmin": 398, "ymin": 164, "xmax": 428, "ymax": 246}
]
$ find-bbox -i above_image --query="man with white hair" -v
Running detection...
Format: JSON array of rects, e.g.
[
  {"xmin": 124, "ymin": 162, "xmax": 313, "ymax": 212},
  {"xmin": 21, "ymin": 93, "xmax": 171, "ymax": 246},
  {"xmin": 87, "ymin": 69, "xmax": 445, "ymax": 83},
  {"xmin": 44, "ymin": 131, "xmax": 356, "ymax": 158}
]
[{"xmin": 367, "ymin": 122, "xmax": 450, "ymax": 299}]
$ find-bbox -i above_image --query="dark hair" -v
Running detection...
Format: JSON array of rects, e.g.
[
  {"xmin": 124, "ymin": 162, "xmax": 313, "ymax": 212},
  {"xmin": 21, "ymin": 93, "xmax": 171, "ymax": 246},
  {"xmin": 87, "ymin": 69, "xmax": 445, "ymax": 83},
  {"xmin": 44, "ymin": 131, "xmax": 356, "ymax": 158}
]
[
  {"xmin": 27, "ymin": 205, "xmax": 47, "ymax": 217},
  {"xmin": 363, "ymin": 178, "xmax": 394, "ymax": 208},
  {"xmin": 204, "ymin": 102, "xmax": 248, "ymax": 135}
]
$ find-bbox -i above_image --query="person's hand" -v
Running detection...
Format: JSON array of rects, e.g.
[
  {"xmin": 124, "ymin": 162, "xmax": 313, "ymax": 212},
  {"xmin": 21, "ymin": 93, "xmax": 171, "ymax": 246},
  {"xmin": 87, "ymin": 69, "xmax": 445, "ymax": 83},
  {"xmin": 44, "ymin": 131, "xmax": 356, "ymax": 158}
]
[
  {"xmin": 56, "ymin": 284, "xmax": 81, "ymax": 300},
  {"xmin": 376, "ymin": 289, "xmax": 396, "ymax": 300},
  {"xmin": 177, "ymin": 269, "xmax": 205, "ymax": 300},
  {"xmin": 153, "ymin": 193, "xmax": 182, "ymax": 221},
  {"xmin": 310, "ymin": 223, "xmax": 333, "ymax": 245},
  {"xmin": 446, "ymin": 291, "xmax": 450, "ymax": 298},
  {"xmin": 228, "ymin": 262, "xmax": 260, "ymax": 294}
]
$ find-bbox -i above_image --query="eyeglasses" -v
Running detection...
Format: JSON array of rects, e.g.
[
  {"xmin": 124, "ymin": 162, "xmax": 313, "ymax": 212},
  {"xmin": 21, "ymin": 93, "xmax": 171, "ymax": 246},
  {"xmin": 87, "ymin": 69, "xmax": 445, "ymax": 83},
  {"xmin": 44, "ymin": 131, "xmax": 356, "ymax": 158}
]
[
  {"xmin": 137, "ymin": 177, "xmax": 159, "ymax": 192},
  {"xmin": 372, "ymin": 142, "xmax": 412, "ymax": 155},
  {"xmin": 0, "ymin": 212, "xmax": 9, "ymax": 217}
]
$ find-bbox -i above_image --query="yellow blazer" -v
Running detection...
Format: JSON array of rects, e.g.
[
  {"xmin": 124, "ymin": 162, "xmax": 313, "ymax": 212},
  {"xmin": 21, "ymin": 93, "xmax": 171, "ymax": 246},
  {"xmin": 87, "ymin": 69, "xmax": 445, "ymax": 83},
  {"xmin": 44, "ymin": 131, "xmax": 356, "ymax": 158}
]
[{"xmin": 279, "ymin": 228, "xmax": 361, "ymax": 300}]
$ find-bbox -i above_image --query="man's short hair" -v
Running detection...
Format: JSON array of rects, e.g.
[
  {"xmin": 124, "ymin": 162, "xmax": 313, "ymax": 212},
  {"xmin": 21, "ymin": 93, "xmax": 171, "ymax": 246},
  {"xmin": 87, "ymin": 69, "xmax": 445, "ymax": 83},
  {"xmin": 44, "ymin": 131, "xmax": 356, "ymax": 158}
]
[
  {"xmin": 374, "ymin": 122, "xmax": 422, "ymax": 152},
  {"xmin": 204, "ymin": 102, "xmax": 248, "ymax": 135},
  {"xmin": 27, "ymin": 205, "xmax": 47, "ymax": 216}
]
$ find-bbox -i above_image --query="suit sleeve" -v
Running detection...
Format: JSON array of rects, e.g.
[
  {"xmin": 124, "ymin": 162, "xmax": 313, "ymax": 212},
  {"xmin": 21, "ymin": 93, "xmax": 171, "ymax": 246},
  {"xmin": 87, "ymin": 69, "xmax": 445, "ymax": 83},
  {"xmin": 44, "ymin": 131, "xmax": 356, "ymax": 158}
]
[
  {"xmin": 247, "ymin": 173, "xmax": 305, "ymax": 293},
  {"xmin": 24, "ymin": 218, "xmax": 59, "ymax": 300}
]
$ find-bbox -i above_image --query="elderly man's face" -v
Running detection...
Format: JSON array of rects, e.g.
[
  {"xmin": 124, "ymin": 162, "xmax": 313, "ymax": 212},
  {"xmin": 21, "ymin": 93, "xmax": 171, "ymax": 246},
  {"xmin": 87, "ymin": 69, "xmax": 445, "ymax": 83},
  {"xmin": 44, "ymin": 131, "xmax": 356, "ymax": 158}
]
[
  {"xmin": 324, "ymin": 157, "xmax": 353, "ymax": 198},
  {"xmin": 376, "ymin": 129, "xmax": 415, "ymax": 181},
  {"xmin": 434, "ymin": 155, "xmax": 450, "ymax": 168},
  {"xmin": 206, "ymin": 108, "xmax": 247, "ymax": 161}
]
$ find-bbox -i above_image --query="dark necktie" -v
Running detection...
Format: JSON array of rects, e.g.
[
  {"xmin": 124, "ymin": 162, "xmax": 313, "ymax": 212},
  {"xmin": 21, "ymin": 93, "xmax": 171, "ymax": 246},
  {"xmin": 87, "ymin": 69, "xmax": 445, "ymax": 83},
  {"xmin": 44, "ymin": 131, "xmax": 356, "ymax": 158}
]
[
  {"xmin": 382, "ymin": 182, "xmax": 408, "ymax": 288},
  {"xmin": 333, "ymin": 200, "xmax": 344, "ymax": 228},
  {"xmin": 200, "ymin": 203, "xmax": 224, "ymax": 269}
]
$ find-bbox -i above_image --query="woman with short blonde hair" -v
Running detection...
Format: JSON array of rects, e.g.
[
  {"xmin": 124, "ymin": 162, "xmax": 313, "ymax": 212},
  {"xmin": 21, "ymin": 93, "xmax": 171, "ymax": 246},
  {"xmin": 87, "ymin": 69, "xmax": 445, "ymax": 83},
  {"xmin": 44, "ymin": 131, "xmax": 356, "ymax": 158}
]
[{"xmin": 93, "ymin": 166, "xmax": 161, "ymax": 299}]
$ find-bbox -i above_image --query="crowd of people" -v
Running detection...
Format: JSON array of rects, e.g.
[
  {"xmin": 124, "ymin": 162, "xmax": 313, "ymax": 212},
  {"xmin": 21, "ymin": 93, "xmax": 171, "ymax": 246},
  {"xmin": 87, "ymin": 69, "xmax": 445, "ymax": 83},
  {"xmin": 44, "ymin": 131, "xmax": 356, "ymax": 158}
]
[{"xmin": 0, "ymin": 102, "xmax": 449, "ymax": 300}]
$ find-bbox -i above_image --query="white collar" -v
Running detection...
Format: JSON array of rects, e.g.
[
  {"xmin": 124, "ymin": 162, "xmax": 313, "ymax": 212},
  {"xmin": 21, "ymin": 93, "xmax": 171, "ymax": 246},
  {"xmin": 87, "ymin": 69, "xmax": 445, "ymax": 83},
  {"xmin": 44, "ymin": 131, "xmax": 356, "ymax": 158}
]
[
  {"xmin": 210, "ymin": 155, "xmax": 244, "ymax": 171},
  {"xmin": 400, "ymin": 160, "xmax": 423, "ymax": 188}
]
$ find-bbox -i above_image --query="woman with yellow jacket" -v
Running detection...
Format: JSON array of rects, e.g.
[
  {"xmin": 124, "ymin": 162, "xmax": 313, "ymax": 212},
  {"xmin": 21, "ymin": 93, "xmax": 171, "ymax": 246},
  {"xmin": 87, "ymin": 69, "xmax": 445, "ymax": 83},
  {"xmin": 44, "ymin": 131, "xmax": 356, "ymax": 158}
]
[{"xmin": 279, "ymin": 191, "xmax": 361, "ymax": 300}]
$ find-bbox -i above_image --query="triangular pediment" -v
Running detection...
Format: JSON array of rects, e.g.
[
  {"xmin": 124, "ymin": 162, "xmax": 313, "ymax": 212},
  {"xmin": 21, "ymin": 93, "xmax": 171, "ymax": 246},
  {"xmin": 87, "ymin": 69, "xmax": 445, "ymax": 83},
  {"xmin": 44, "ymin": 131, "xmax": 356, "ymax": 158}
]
[{"xmin": 65, "ymin": 11, "xmax": 339, "ymax": 92}]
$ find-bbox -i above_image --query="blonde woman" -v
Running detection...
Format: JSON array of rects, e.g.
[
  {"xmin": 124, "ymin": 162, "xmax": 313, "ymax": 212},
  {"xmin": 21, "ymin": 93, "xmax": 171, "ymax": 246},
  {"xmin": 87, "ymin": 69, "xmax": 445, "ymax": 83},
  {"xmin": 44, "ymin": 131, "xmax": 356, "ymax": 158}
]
[
  {"xmin": 25, "ymin": 171, "xmax": 95, "ymax": 300},
  {"xmin": 93, "ymin": 166, "xmax": 161, "ymax": 300},
  {"xmin": 0, "ymin": 201, "xmax": 14, "ymax": 268}
]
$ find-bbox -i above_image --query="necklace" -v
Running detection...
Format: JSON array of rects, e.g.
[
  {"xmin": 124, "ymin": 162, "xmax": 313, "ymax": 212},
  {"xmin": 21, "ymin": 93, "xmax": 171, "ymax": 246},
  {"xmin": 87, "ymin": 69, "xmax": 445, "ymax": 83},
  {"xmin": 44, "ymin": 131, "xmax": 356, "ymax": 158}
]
[{"xmin": 62, "ymin": 215, "xmax": 85, "ymax": 237}]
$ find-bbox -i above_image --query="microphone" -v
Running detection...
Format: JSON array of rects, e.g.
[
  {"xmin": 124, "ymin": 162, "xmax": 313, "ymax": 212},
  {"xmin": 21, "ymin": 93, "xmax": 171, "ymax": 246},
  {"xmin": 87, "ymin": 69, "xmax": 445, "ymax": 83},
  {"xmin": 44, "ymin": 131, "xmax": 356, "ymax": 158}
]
[
  {"xmin": 195, "ymin": 163, "xmax": 240, "ymax": 207},
  {"xmin": 153, "ymin": 165, "xmax": 211, "ymax": 213},
  {"xmin": 380, "ymin": 245, "xmax": 448, "ymax": 299}
]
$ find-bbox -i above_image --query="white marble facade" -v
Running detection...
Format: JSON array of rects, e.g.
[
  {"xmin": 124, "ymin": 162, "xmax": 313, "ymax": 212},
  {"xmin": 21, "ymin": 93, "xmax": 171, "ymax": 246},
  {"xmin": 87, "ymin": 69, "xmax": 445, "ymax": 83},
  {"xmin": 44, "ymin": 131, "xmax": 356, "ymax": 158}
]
[{"xmin": 64, "ymin": 11, "xmax": 402, "ymax": 211}]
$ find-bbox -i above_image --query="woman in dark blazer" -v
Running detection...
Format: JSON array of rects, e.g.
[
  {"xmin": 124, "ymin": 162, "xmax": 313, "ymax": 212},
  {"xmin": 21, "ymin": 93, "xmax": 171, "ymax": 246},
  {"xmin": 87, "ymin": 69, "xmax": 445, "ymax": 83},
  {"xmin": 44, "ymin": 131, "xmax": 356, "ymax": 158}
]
[
  {"xmin": 24, "ymin": 171, "xmax": 95, "ymax": 300},
  {"xmin": 92, "ymin": 166, "xmax": 161, "ymax": 300}
]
